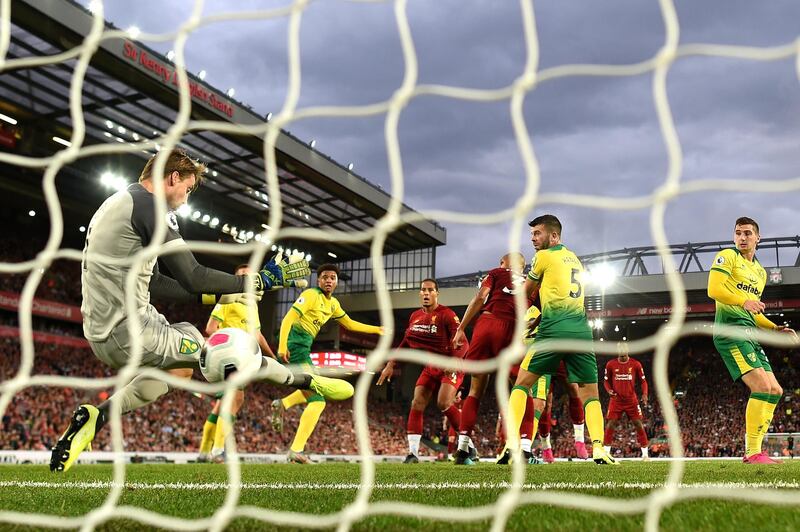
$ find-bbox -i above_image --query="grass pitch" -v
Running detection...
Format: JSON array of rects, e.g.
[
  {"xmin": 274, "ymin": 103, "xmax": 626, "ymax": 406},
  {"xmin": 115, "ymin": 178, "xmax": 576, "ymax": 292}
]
[{"xmin": 0, "ymin": 460, "xmax": 798, "ymax": 530}]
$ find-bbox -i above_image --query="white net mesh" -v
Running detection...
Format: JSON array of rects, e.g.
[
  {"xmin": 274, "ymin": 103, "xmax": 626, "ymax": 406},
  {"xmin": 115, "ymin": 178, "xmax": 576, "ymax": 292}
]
[{"xmin": 0, "ymin": 0, "xmax": 799, "ymax": 530}]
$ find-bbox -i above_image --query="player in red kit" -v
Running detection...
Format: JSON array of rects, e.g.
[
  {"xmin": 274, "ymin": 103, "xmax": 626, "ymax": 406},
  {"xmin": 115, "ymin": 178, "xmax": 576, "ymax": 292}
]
[
  {"xmin": 603, "ymin": 341, "xmax": 650, "ymax": 459},
  {"xmin": 451, "ymin": 252, "xmax": 526, "ymax": 465},
  {"xmin": 377, "ymin": 278, "xmax": 470, "ymax": 463}
]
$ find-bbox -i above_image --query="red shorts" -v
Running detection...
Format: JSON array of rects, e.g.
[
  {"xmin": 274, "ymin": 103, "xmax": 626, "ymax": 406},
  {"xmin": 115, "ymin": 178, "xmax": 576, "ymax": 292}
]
[
  {"xmin": 416, "ymin": 365, "xmax": 464, "ymax": 391},
  {"xmin": 607, "ymin": 397, "xmax": 643, "ymax": 421},
  {"xmin": 464, "ymin": 313, "xmax": 515, "ymax": 361}
]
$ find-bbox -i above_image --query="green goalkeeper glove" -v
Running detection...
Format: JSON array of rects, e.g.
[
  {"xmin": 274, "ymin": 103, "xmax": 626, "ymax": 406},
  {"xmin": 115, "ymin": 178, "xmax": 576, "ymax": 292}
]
[{"xmin": 251, "ymin": 252, "xmax": 311, "ymax": 291}]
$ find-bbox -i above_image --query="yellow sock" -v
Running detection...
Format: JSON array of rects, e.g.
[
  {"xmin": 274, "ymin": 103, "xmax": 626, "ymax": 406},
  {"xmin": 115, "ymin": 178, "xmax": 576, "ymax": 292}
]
[
  {"xmin": 753, "ymin": 393, "xmax": 780, "ymax": 455},
  {"xmin": 506, "ymin": 386, "xmax": 529, "ymax": 450},
  {"xmin": 746, "ymin": 393, "xmax": 772, "ymax": 457},
  {"xmin": 199, "ymin": 414, "xmax": 217, "ymax": 454},
  {"xmin": 290, "ymin": 400, "xmax": 326, "ymax": 453},
  {"xmin": 584, "ymin": 398, "xmax": 605, "ymax": 447},
  {"xmin": 282, "ymin": 390, "xmax": 308, "ymax": 410},
  {"xmin": 213, "ymin": 414, "xmax": 235, "ymax": 453}
]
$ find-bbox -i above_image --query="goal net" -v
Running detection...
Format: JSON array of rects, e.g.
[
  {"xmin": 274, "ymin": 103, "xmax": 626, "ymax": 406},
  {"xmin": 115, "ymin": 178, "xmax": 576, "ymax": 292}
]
[{"xmin": 0, "ymin": 0, "xmax": 799, "ymax": 531}]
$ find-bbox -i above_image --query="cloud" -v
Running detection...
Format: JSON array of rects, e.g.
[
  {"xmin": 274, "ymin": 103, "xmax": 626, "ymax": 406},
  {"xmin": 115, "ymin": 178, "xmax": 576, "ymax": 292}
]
[{"xmin": 81, "ymin": 0, "xmax": 800, "ymax": 276}]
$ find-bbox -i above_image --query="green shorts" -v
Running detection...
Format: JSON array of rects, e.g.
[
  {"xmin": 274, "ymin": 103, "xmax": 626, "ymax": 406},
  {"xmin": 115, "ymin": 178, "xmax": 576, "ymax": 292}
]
[
  {"xmin": 714, "ymin": 336, "xmax": 772, "ymax": 381},
  {"xmin": 530, "ymin": 374, "xmax": 551, "ymax": 400},
  {"xmin": 521, "ymin": 329, "xmax": 597, "ymax": 384},
  {"xmin": 287, "ymin": 326, "xmax": 315, "ymax": 366}
]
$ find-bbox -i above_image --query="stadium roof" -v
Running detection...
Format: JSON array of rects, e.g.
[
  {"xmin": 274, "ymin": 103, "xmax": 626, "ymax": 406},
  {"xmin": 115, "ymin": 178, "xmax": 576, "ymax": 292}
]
[
  {"xmin": 360, "ymin": 239, "xmax": 800, "ymax": 319},
  {"xmin": 0, "ymin": 0, "xmax": 446, "ymax": 263}
]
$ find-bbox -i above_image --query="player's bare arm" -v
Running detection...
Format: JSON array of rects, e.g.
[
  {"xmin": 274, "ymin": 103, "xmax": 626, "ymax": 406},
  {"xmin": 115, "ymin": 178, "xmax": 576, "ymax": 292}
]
[
  {"xmin": 377, "ymin": 361, "xmax": 395, "ymax": 385},
  {"xmin": 205, "ymin": 316, "xmax": 221, "ymax": 336},
  {"xmin": 452, "ymin": 285, "xmax": 491, "ymax": 349}
]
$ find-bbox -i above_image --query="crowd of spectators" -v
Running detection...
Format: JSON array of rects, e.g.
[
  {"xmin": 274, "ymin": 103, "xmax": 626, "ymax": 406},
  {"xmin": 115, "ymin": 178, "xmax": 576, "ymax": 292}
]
[
  {"xmin": 1, "ymin": 333, "xmax": 797, "ymax": 458},
  {"xmin": 0, "ymin": 337, "xmax": 419, "ymax": 455}
]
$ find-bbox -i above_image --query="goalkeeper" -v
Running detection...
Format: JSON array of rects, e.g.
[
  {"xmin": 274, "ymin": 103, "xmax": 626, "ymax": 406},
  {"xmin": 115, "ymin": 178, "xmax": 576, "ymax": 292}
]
[{"xmin": 50, "ymin": 149, "xmax": 346, "ymax": 473}]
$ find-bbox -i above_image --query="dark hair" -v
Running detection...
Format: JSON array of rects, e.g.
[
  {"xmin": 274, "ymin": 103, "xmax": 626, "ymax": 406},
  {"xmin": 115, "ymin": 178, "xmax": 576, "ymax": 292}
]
[
  {"xmin": 421, "ymin": 278, "xmax": 439, "ymax": 290},
  {"xmin": 317, "ymin": 263, "xmax": 340, "ymax": 276},
  {"xmin": 139, "ymin": 148, "xmax": 206, "ymax": 189},
  {"xmin": 735, "ymin": 216, "xmax": 759, "ymax": 235},
  {"xmin": 528, "ymin": 214, "xmax": 562, "ymax": 236}
]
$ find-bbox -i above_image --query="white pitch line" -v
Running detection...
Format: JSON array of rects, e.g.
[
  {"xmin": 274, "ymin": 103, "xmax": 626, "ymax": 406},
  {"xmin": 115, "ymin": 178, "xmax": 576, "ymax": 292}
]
[{"xmin": 0, "ymin": 480, "xmax": 799, "ymax": 491}]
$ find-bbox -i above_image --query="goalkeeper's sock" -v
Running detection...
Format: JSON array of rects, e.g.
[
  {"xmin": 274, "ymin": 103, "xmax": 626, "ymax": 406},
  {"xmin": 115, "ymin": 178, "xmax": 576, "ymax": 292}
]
[
  {"xmin": 505, "ymin": 386, "xmax": 529, "ymax": 450},
  {"xmin": 200, "ymin": 413, "xmax": 218, "ymax": 455},
  {"xmin": 282, "ymin": 390, "xmax": 307, "ymax": 410},
  {"xmin": 755, "ymin": 394, "xmax": 781, "ymax": 453},
  {"xmin": 257, "ymin": 356, "xmax": 297, "ymax": 386},
  {"xmin": 290, "ymin": 399, "xmax": 326, "ymax": 453},
  {"xmin": 213, "ymin": 414, "xmax": 236, "ymax": 453},
  {"xmin": 745, "ymin": 393, "xmax": 772, "ymax": 457},
  {"xmin": 584, "ymin": 398, "xmax": 605, "ymax": 447}
]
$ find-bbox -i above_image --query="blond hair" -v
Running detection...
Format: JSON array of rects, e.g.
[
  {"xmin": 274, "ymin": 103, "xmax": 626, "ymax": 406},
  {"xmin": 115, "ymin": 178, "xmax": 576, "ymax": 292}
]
[{"xmin": 139, "ymin": 148, "xmax": 206, "ymax": 186}]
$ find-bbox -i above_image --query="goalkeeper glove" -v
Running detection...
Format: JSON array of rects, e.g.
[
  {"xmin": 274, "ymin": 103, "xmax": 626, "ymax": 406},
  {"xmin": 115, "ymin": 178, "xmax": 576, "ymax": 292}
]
[{"xmin": 251, "ymin": 252, "xmax": 311, "ymax": 291}]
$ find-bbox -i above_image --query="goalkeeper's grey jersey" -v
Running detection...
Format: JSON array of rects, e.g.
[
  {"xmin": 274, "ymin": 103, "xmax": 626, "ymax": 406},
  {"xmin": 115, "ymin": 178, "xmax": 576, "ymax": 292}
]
[{"xmin": 81, "ymin": 184, "xmax": 184, "ymax": 342}]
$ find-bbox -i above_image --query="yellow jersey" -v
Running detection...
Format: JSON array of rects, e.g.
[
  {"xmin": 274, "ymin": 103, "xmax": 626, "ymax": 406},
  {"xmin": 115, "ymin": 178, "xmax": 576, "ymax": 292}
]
[
  {"xmin": 290, "ymin": 287, "xmax": 346, "ymax": 338},
  {"xmin": 710, "ymin": 248, "xmax": 767, "ymax": 328},
  {"xmin": 527, "ymin": 243, "xmax": 590, "ymax": 336},
  {"xmin": 209, "ymin": 300, "xmax": 261, "ymax": 334}
]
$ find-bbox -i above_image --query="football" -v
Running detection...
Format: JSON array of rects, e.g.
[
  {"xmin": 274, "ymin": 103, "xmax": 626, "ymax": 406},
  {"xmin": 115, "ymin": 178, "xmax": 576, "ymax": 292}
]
[{"xmin": 199, "ymin": 327, "xmax": 263, "ymax": 383}]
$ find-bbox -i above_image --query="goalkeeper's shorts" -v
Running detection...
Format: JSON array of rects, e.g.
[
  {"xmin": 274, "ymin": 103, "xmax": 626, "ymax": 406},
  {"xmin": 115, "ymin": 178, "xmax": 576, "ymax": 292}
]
[{"xmin": 89, "ymin": 305, "xmax": 204, "ymax": 370}]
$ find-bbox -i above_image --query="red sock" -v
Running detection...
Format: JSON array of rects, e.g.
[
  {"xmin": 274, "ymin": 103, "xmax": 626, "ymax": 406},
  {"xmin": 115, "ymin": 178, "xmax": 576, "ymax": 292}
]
[
  {"xmin": 604, "ymin": 427, "xmax": 615, "ymax": 446},
  {"xmin": 458, "ymin": 395, "xmax": 479, "ymax": 436},
  {"xmin": 636, "ymin": 426, "xmax": 649, "ymax": 447},
  {"xmin": 520, "ymin": 396, "xmax": 535, "ymax": 440},
  {"xmin": 537, "ymin": 401, "xmax": 551, "ymax": 438},
  {"xmin": 442, "ymin": 405, "xmax": 461, "ymax": 433},
  {"xmin": 448, "ymin": 426, "xmax": 457, "ymax": 454},
  {"xmin": 407, "ymin": 408, "xmax": 423, "ymax": 435},
  {"xmin": 569, "ymin": 396, "xmax": 584, "ymax": 424}
]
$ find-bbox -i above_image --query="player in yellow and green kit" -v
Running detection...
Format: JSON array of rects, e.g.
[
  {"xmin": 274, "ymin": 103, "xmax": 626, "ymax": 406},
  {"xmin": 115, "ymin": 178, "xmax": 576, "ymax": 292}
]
[
  {"xmin": 707, "ymin": 217, "xmax": 798, "ymax": 464},
  {"xmin": 503, "ymin": 214, "xmax": 616, "ymax": 465},
  {"xmin": 197, "ymin": 264, "xmax": 279, "ymax": 463},
  {"xmin": 271, "ymin": 263, "xmax": 383, "ymax": 464}
]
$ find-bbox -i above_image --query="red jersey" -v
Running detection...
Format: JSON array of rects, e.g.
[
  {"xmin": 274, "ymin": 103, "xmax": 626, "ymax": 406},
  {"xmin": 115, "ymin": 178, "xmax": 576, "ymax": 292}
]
[
  {"xmin": 480, "ymin": 267, "xmax": 525, "ymax": 322},
  {"xmin": 399, "ymin": 305, "xmax": 463, "ymax": 357},
  {"xmin": 604, "ymin": 358, "xmax": 648, "ymax": 400}
]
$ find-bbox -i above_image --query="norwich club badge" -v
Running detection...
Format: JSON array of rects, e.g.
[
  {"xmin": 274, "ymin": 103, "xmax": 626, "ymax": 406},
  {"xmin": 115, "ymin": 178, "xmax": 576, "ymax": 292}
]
[{"xmin": 179, "ymin": 337, "xmax": 200, "ymax": 355}]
